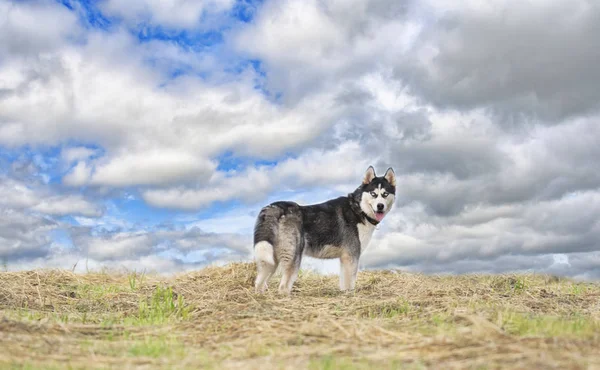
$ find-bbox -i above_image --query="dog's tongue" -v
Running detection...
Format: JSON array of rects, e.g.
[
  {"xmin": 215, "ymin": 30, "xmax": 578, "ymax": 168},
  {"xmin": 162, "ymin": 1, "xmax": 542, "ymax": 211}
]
[{"xmin": 375, "ymin": 212, "xmax": 385, "ymax": 222}]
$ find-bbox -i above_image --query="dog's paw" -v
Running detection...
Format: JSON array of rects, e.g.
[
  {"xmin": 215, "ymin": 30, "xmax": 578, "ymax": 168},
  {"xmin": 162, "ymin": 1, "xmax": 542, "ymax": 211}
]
[{"xmin": 254, "ymin": 283, "xmax": 268, "ymax": 294}]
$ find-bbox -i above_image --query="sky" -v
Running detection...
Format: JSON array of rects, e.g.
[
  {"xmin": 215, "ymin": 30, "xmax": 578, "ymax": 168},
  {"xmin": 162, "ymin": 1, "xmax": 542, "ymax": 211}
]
[{"xmin": 1, "ymin": 0, "xmax": 600, "ymax": 279}]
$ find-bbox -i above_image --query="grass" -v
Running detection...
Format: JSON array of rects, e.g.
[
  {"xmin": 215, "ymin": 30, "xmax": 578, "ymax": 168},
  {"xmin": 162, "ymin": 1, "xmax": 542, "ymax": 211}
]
[
  {"xmin": 359, "ymin": 297, "xmax": 411, "ymax": 318},
  {"xmin": 131, "ymin": 285, "xmax": 189, "ymax": 325},
  {"xmin": 127, "ymin": 336, "xmax": 185, "ymax": 358},
  {"xmin": 500, "ymin": 311, "xmax": 600, "ymax": 338},
  {"xmin": 0, "ymin": 263, "xmax": 599, "ymax": 369}
]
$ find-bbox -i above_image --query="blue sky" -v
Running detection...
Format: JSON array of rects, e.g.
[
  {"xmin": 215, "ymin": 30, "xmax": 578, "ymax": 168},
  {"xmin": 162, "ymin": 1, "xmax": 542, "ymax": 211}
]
[{"xmin": 1, "ymin": 0, "xmax": 600, "ymax": 279}]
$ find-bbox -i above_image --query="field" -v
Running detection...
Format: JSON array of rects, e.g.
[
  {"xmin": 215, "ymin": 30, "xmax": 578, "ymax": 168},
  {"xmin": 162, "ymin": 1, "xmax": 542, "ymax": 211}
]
[{"xmin": 1, "ymin": 263, "xmax": 599, "ymax": 369}]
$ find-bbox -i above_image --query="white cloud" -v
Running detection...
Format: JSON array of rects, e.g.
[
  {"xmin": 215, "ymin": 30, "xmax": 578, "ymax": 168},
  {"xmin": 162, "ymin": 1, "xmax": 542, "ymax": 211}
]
[
  {"xmin": 179, "ymin": 207, "xmax": 258, "ymax": 234},
  {"xmin": 83, "ymin": 232, "xmax": 155, "ymax": 261},
  {"xmin": 100, "ymin": 0, "xmax": 235, "ymax": 29},
  {"xmin": 31, "ymin": 196, "xmax": 103, "ymax": 218},
  {"xmin": 142, "ymin": 142, "xmax": 371, "ymax": 209},
  {"xmin": 63, "ymin": 161, "xmax": 93, "ymax": 187},
  {"xmin": 156, "ymin": 227, "xmax": 251, "ymax": 254},
  {"xmin": 0, "ymin": 28, "xmax": 344, "ymax": 189},
  {"xmin": 0, "ymin": 178, "xmax": 102, "ymax": 218},
  {"xmin": 275, "ymin": 142, "xmax": 371, "ymax": 186},
  {"xmin": 142, "ymin": 167, "xmax": 272, "ymax": 209},
  {"xmin": 66, "ymin": 224, "xmax": 251, "ymax": 268},
  {"xmin": 0, "ymin": 0, "xmax": 80, "ymax": 57},
  {"xmin": 233, "ymin": 0, "xmax": 421, "ymax": 101},
  {"xmin": 7, "ymin": 252, "xmax": 201, "ymax": 275},
  {"xmin": 0, "ymin": 179, "xmax": 38, "ymax": 209},
  {"xmin": 61, "ymin": 146, "xmax": 99, "ymax": 164},
  {"xmin": 85, "ymin": 150, "xmax": 216, "ymax": 187}
]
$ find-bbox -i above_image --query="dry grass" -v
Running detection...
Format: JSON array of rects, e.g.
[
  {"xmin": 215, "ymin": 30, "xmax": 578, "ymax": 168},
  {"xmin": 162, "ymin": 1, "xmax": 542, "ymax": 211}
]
[{"xmin": 1, "ymin": 263, "xmax": 600, "ymax": 369}]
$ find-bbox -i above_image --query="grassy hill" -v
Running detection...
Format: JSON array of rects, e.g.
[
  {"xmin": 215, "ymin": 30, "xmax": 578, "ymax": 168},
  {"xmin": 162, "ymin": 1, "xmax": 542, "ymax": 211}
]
[{"xmin": 1, "ymin": 263, "xmax": 599, "ymax": 369}]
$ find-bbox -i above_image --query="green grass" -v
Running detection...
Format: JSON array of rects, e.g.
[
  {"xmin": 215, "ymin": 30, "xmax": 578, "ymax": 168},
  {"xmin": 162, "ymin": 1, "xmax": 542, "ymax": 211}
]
[
  {"xmin": 75, "ymin": 283, "xmax": 128, "ymax": 298},
  {"xmin": 309, "ymin": 356, "xmax": 368, "ymax": 370},
  {"xmin": 128, "ymin": 270, "xmax": 146, "ymax": 291},
  {"xmin": 3, "ymin": 284, "xmax": 190, "ymax": 327},
  {"xmin": 500, "ymin": 311, "xmax": 600, "ymax": 338},
  {"xmin": 490, "ymin": 276, "xmax": 527, "ymax": 295},
  {"xmin": 308, "ymin": 356, "xmax": 425, "ymax": 370},
  {"xmin": 2, "ymin": 363, "xmax": 79, "ymax": 370},
  {"xmin": 569, "ymin": 283, "xmax": 593, "ymax": 295},
  {"xmin": 129, "ymin": 285, "xmax": 190, "ymax": 325},
  {"xmin": 359, "ymin": 298, "xmax": 411, "ymax": 318},
  {"xmin": 127, "ymin": 336, "xmax": 185, "ymax": 358}
]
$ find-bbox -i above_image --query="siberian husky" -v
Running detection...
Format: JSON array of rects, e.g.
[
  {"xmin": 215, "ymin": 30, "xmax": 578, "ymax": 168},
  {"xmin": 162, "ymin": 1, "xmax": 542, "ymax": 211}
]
[{"xmin": 253, "ymin": 166, "xmax": 396, "ymax": 294}]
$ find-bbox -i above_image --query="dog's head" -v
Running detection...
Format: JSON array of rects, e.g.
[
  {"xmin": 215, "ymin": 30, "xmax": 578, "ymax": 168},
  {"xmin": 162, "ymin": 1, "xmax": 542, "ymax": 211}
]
[{"xmin": 357, "ymin": 166, "xmax": 396, "ymax": 222}]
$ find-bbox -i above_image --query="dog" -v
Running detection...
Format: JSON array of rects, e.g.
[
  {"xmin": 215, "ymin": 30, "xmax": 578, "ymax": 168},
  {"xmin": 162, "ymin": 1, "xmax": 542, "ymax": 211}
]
[{"xmin": 253, "ymin": 166, "xmax": 396, "ymax": 294}]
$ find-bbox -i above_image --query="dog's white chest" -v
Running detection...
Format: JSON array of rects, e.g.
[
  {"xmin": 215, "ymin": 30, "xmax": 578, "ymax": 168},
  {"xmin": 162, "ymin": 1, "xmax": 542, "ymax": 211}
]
[{"xmin": 357, "ymin": 222, "xmax": 376, "ymax": 253}]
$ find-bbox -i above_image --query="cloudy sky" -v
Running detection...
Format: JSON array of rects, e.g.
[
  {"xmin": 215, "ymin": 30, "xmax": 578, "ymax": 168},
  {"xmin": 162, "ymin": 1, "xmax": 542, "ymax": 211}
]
[{"xmin": 1, "ymin": 0, "xmax": 599, "ymax": 279}]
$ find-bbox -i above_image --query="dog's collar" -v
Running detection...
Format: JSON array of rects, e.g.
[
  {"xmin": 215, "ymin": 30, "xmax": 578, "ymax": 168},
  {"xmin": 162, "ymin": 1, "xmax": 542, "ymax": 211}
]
[
  {"xmin": 348, "ymin": 193, "xmax": 380, "ymax": 226},
  {"xmin": 362, "ymin": 212, "xmax": 380, "ymax": 226}
]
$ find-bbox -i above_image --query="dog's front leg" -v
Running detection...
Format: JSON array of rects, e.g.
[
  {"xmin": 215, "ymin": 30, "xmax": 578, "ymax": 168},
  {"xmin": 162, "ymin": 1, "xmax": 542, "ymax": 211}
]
[{"xmin": 339, "ymin": 252, "xmax": 359, "ymax": 291}]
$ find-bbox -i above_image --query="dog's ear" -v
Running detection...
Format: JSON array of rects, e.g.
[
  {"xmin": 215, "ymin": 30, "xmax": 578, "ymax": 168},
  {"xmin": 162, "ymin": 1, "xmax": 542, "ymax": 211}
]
[
  {"xmin": 363, "ymin": 166, "xmax": 376, "ymax": 184},
  {"xmin": 384, "ymin": 167, "xmax": 396, "ymax": 186}
]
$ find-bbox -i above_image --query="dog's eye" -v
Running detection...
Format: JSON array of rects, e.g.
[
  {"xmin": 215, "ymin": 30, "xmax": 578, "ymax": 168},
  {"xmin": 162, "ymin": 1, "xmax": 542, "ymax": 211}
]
[
  {"xmin": 370, "ymin": 191, "xmax": 377, "ymax": 197},
  {"xmin": 382, "ymin": 192, "xmax": 388, "ymax": 198}
]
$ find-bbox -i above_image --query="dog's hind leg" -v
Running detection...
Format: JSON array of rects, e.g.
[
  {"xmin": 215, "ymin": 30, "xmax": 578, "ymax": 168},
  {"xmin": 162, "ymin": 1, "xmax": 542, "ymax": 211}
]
[
  {"xmin": 278, "ymin": 256, "xmax": 301, "ymax": 295},
  {"xmin": 254, "ymin": 241, "xmax": 276, "ymax": 293},
  {"xmin": 276, "ymin": 217, "xmax": 303, "ymax": 295}
]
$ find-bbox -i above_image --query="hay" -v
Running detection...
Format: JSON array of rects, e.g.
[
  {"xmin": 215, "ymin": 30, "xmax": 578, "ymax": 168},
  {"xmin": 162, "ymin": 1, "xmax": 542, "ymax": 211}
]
[{"xmin": 1, "ymin": 263, "xmax": 599, "ymax": 369}]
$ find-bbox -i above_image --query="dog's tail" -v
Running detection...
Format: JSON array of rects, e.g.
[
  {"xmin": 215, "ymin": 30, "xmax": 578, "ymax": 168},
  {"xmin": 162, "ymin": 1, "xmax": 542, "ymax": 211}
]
[
  {"xmin": 253, "ymin": 205, "xmax": 281, "ymax": 292},
  {"xmin": 254, "ymin": 241, "xmax": 275, "ymax": 267},
  {"xmin": 253, "ymin": 204, "xmax": 282, "ymax": 264}
]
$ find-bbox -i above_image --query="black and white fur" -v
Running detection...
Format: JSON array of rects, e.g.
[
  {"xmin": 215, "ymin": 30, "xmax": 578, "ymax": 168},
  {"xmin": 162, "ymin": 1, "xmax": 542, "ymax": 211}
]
[{"xmin": 253, "ymin": 166, "xmax": 396, "ymax": 294}]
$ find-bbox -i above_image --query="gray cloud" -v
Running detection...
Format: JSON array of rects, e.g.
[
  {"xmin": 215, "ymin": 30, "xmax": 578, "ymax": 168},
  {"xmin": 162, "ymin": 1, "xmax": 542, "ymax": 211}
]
[
  {"xmin": 70, "ymin": 225, "xmax": 251, "ymax": 263},
  {"xmin": 0, "ymin": 209, "xmax": 56, "ymax": 260},
  {"xmin": 395, "ymin": 0, "xmax": 600, "ymax": 122},
  {"xmin": 0, "ymin": 177, "xmax": 103, "ymax": 218},
  {"xmin": 157, "ymin": 227, "xmax": 251, "ymax": 255},
  {"xmin": 366, "ymin": 252, "xmax": 600, "ymax": 282},
  {"xmin": 387, "ymin": 117, "xmax": 600, "ymax": 218},
  {"xmin": 361, "ymin": 189, "xmax": 600, "ymax": 276},
  {"xmin": 0, "ymin": 174, "xmax": 103, "ymax": 263},
  {"xmin": 392, "ymin": 134, "xmax": 503, "ymax": 180}
]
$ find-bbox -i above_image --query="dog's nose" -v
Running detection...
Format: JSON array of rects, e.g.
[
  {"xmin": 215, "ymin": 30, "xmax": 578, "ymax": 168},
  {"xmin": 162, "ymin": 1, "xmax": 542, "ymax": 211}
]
[{"xmin": 377, "ymin": 203, "xmax": 384, "ymax": 211}]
